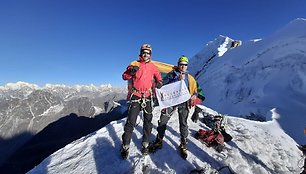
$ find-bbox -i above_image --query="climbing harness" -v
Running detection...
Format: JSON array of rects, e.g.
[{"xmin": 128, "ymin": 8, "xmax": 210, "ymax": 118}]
[{"xmin": 129, "ymin": 90, "xmax": 154, "ymax": 115}]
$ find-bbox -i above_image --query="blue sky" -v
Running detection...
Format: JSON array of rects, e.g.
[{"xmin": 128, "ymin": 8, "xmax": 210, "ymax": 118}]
[{"xmin": 0, "ymin": 0, "xmax": 306, "ymax": 87}]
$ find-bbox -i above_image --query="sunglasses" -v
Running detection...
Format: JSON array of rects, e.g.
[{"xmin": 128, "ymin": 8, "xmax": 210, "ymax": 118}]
[
  {"xmin": 179, "ymin": 63, "xmax": 188, "ymax": 66},
  {"xmin": 142, "ymin": 51, "xmax": 151, "ymax": 55}
]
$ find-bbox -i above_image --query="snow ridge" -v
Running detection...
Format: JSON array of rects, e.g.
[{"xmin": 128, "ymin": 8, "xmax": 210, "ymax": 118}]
[
  {"xmin": 28, "ymin": 106, "xmax": 303, "ymax": 174},
  {"xmin": 191, "ymin": 18, "xmax": 306, "ymax": 144}
]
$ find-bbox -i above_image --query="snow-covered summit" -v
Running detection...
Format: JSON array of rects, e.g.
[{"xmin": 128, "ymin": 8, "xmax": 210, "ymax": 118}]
[
  {"xmin": 0, "ymin": 82, "xmax": 116, "ymax": 99},
  {"xmin": 0, "ymin": 81, "xmax": 39, "ymax": 97},
  {"xmin": 188, "ymin": 35, "xmax": 241, "ymax": 78},
  {"xmin": 270, "ymin": 18, "xmax": 306, "ymax": 40},
  {"xmin": 189, "ymin": 18, "xmax": 306, "ymax": 144},
  {"xmin": 0, "ymin": 82, "xmax": 113, "ymax": 91},
  {"xmin": 0, "ymin": 81, "xmax": 39, "ymax": 91},
  {"xmin": 28, "ymin": 106, "xmax": 303, "ymax": 174}
]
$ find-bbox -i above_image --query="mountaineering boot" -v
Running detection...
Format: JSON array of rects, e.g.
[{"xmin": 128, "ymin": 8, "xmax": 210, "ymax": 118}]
[
  {"xmin": 179, "ymin": 138, "xmax": 188, "ymax": 159},
  {"xmin": 142, "ymin": 142, "xmax": 149, "ymax": 156},
  {"xmin": 149, "ymin": 135, "xmax": 163, "ymax": 153},
  {"xmin": 214, "ymin": 144, "xmax": 225, "ymax": 153},
  {"xmin": 120, "ymin": 144, "xmax": 129, "ymax": 159}
]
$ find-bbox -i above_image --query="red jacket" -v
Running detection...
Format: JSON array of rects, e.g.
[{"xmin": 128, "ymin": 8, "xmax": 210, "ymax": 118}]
[{"xmin": 123, "ymin": 57, "xmax": 162, "ymax": 98}]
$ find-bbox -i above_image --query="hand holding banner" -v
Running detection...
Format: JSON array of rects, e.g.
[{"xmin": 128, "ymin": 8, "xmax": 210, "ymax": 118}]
[{"xmin": 155, "ymin": 80, "xmax": 191, "ymax": 109}]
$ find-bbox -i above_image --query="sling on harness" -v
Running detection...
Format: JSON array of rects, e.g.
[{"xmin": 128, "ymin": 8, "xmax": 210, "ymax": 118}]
[{"xmin": 129, "ymin": 90, "xmax": 153, "ymax": 114}]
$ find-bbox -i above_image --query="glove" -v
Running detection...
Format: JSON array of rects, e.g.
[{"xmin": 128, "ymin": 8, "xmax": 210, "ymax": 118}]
[
  {"xmin": 191, "ymin": 112, "xmax": 199, "ymax": 123},
  {"xmin": 155, "ymin": 81, "xmax": 163, "ymax": 89},
  {"xmin": 191, "ymin": 106, "xmax": 201, "ymax": 123},
  {"xmin": 161, "ymin": 108, "xmax": 166, "ymax": 114},
  {"xmin": 129, "ymin": 66, "xmax": 139, "ymax": 76},
  {"xmin": 190, "ymin": 95, "xmax": 202, "ymax": 107}
]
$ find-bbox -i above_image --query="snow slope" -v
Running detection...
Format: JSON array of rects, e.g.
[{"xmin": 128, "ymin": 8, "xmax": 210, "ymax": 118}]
[
  {"xmin": 190, "ymin": 18, "xmax": 306, "ymax": 144},
  {"xmin": 28, "ymin": 106, "xmax": 303, "ymax": 174}
]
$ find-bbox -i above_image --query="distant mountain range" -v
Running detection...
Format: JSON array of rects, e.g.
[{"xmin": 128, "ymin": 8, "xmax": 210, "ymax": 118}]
[{"xmin": 0, "ymin": 82, "xmax": 126, "ymax": 166}]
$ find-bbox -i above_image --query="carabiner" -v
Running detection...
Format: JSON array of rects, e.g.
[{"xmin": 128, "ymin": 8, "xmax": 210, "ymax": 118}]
[{"xmin": 141, "ymin": 98, "xmax": 147, "ymax": 108}]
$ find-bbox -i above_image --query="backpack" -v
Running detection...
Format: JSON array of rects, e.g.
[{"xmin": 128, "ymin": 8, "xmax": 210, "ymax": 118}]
[
  {"xmin": 195, "ymin": 129, "xmax": 224, "ymax": 152},
  {"xmin": 195, "ymin": 114, "xmax": 233, "ymax": 152},
  {"xmin": 202, "ymin": 114, "xmax": 232, "ymax": 142}
]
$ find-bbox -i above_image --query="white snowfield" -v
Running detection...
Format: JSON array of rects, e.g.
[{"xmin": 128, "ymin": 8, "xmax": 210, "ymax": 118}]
[
  {"xmin": 189, "ymin": 18, "xmax": 306, "ymax": 144},
  {"xmin": 28, "ymin": 106, "xmax": 303, "ymax": 174}
]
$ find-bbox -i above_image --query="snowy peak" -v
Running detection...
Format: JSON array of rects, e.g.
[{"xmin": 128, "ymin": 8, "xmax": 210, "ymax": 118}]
[
  {"xmin": 188, "ymin": 35, "xmax": 241, "ymax": 78},
  {"xmin": 0, "ymin": 82, "xmax": 113, "ymax": 92},
  {"xmin": 0, "ymin": 82, "xmax": 117, "ymax": 100},
  {"xmin": 0, "ymin": 81, "xmax": 39, "ymax": 98},
  {"xmin": 0, "ymin": 82, "xmax": 126, "ymax": 125},
  {"xmin": 189, "ymin": 18, "xmax": 306, "ymax": 144},
  {"xmin": 271, "ymin": 18, "xmax": 306, "ymax": 39},
  {"xmin": 0, "ymin": 81, "xmax": 39, "ymax": 91},
  {"xmin": 212, "ymin": 35, "xmax": 241, "ymax": 57}
]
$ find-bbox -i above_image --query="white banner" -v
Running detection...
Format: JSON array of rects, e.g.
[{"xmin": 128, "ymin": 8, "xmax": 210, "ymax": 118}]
[{"xmin": 155, "ymin": 80, "xmax": 191, "ymax": 109}]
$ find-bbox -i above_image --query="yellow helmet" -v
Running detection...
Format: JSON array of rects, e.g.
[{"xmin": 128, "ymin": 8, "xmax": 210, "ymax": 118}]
[
  {"xmin": 178, "ymin": 55, "xmax": 189, "ymax": 64},
  {"xmin": 140, "ymin": 43, "xmax": 152, "ymax": 54}
]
